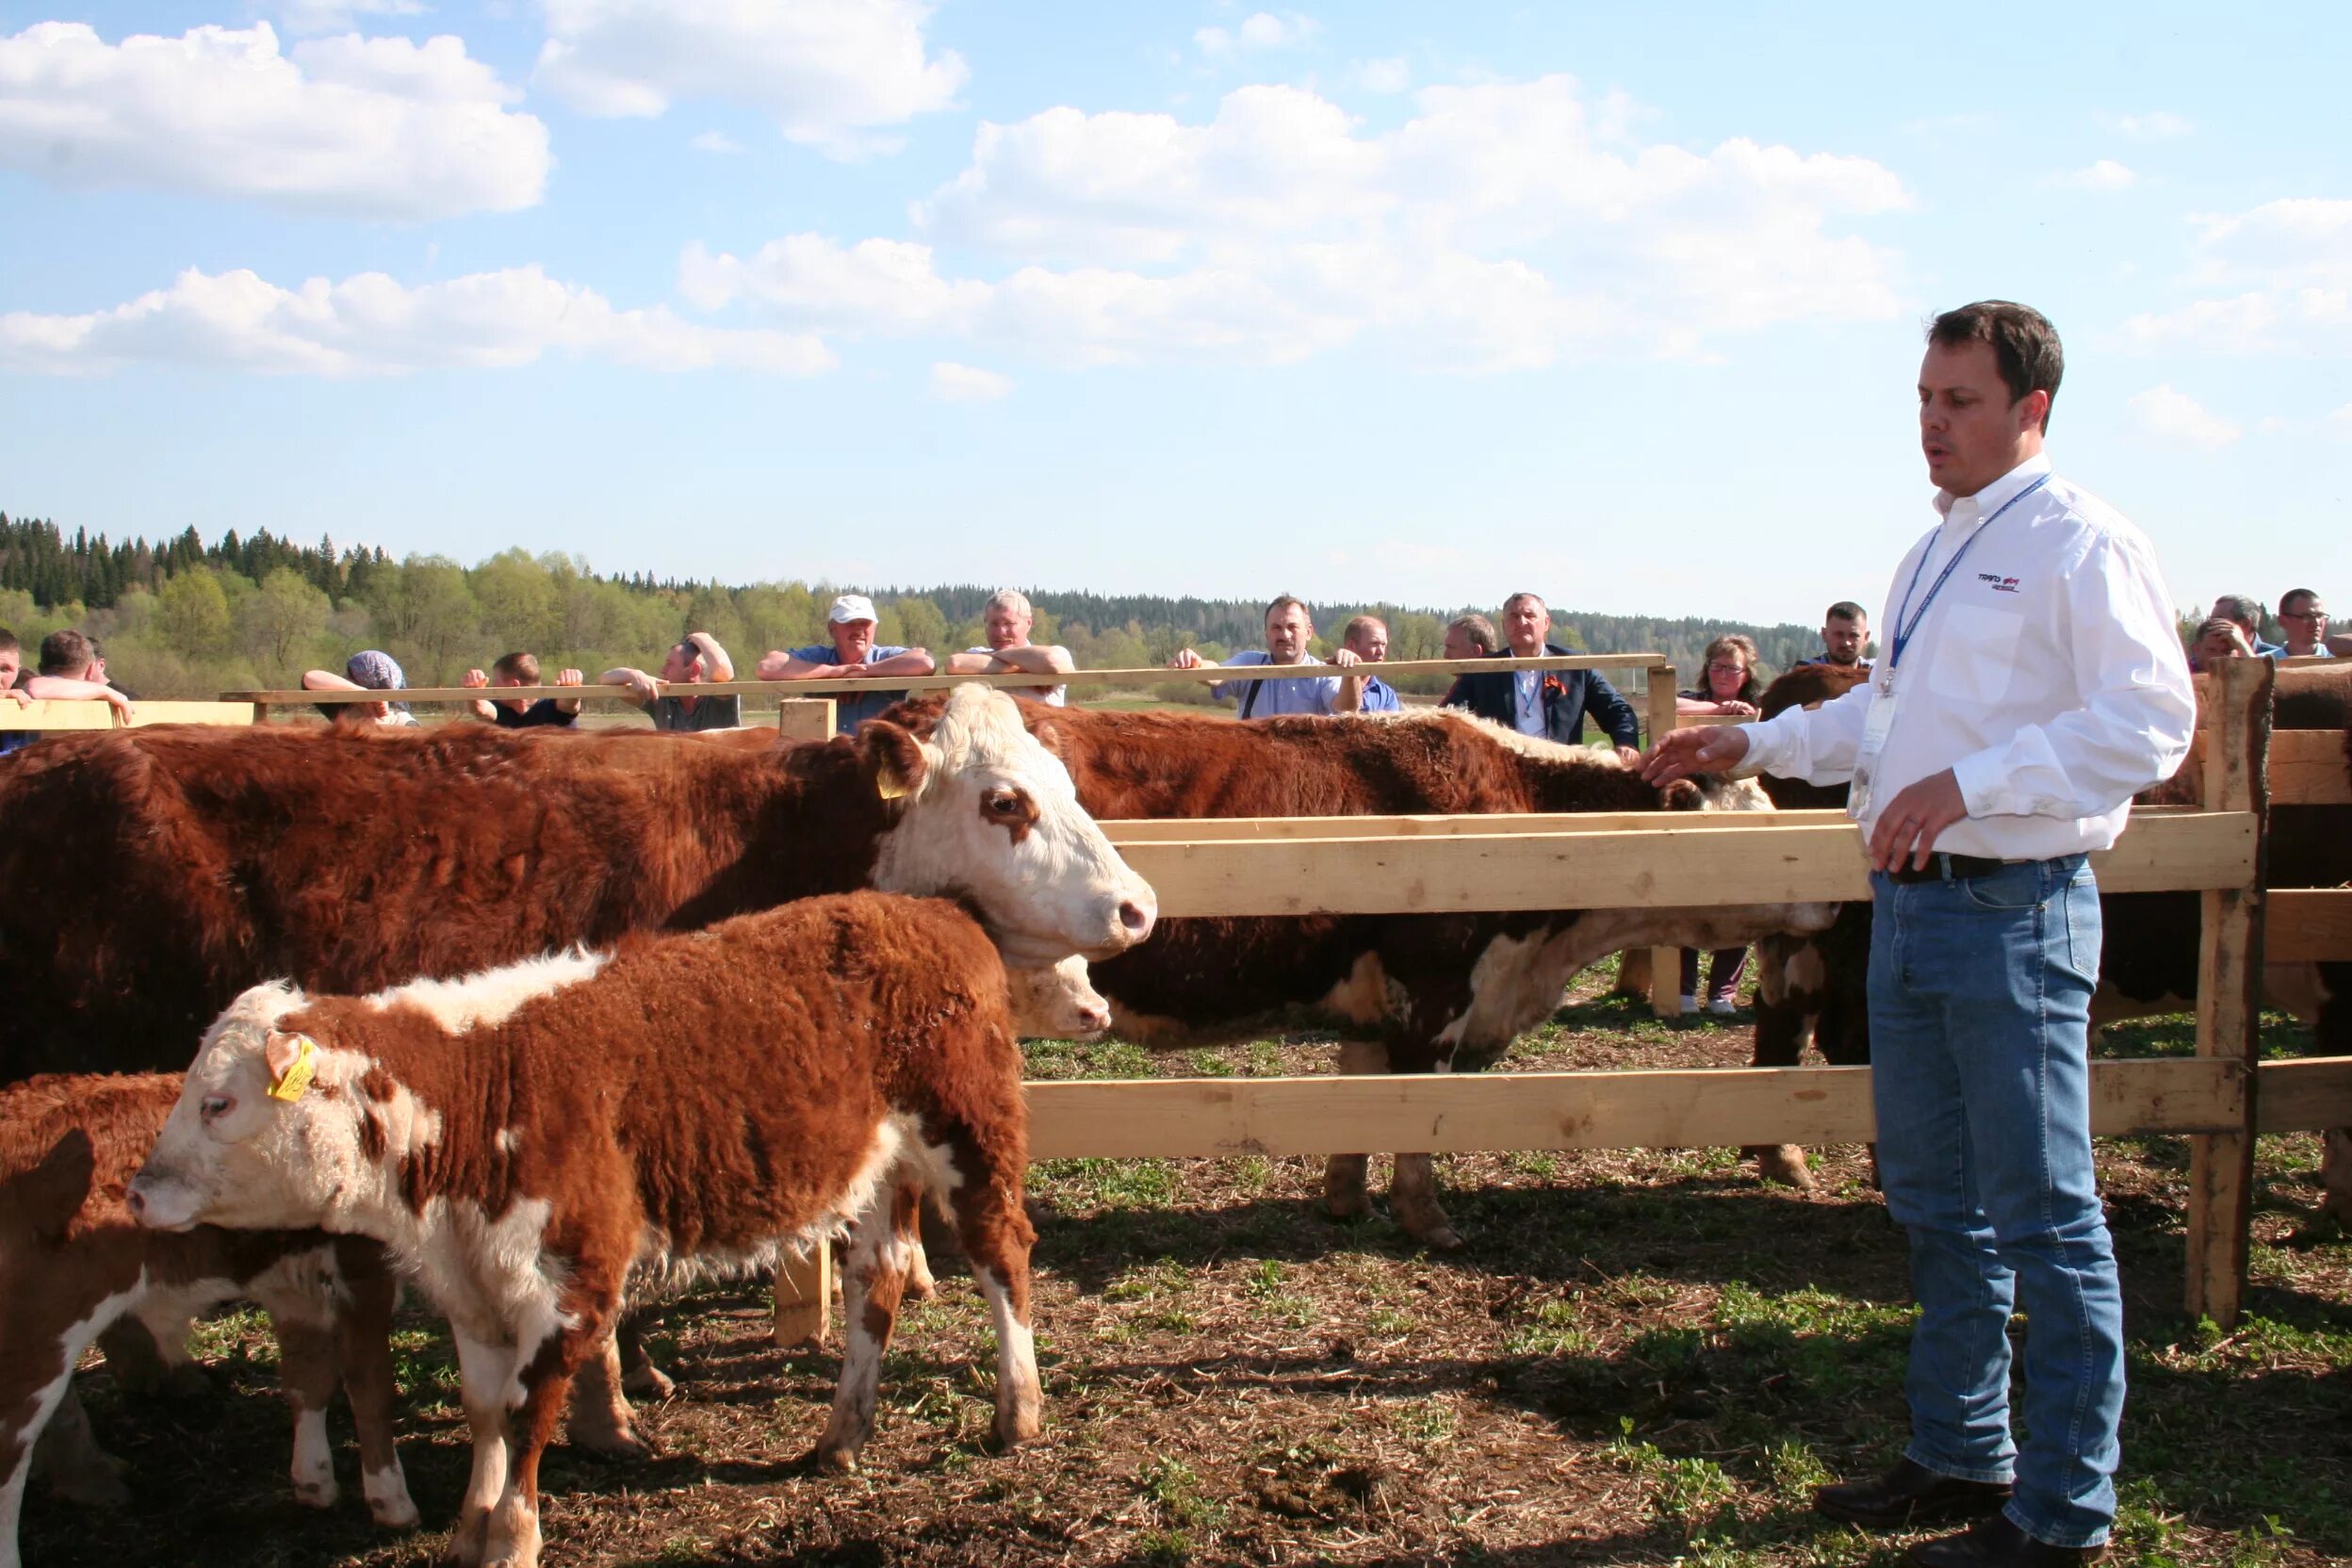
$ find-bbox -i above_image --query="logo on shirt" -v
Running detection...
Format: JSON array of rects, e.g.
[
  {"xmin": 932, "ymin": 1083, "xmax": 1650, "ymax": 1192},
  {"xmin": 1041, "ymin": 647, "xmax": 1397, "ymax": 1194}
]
[{"xmin": 1976, "ymin": 572, "xmax": 2021, "ymax": 594}]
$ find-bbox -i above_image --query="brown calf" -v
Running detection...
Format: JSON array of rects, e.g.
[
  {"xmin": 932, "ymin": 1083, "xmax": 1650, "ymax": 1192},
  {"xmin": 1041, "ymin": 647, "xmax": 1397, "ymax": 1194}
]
[
  {"xmin": 130, "ymin": 893, "xmax": 1043, "ymax": 1568},
  {"xmin": 0, "ymin": 1074, "xmax": 414, "ymax": 1568}
]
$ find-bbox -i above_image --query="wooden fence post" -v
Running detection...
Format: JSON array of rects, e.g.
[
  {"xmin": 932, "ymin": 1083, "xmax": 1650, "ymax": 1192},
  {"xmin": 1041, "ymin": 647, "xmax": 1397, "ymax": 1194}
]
[
  {"xmin": 2185, "ymin": 654, "xmax": 2271, "ymax": 1328},
  {"xmin": 1644, "ymin": 663, "xmax": 1685, "ymax": 1019},
  {"xmin": 773, "ymin": 1245, "xmax": 834, "ymax": 1348},
  {"xmin": 776, "ymin": 698, "xmax": 837, "ymax": 743}
]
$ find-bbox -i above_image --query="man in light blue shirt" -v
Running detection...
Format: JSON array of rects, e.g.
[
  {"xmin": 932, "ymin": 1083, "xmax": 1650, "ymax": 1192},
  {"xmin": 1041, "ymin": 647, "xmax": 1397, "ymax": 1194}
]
[
  {"xmin": 759, "ymin": 594, "xmax": 937, "ymax": 733},
  {"xmin": 1167, "ymin": 596, "xmax": 1367, "ymax": 717},
  {"xmin": 1338, "ymin": 615, "xmax": 1402, "ymax": 713}
]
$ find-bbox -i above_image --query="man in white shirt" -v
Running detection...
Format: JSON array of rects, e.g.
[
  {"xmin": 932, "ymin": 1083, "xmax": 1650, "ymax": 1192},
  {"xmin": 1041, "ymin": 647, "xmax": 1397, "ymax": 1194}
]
[
  {"xmin": 944, "ymin": 589, "xmax": 1075, "ymax": 704},
  {"xmin": 1646, "ymin": 302, "xmax": 2195, "ymax": 1568}
]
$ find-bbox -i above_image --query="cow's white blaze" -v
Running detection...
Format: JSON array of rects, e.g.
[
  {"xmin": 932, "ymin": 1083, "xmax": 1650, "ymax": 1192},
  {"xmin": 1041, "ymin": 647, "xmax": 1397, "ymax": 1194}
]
[
  {"xmin": 874, "ymin": 685, "xmax": 1156, "ymax": 967},
  {"xmin": 362, "ymin": 949, "xmax": 606, "ymax": 1034}
]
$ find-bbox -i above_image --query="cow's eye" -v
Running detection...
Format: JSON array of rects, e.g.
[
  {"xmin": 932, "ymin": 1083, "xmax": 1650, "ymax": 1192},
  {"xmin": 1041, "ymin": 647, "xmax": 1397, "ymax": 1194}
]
[
  {"xmin": 201, "ymin": 1094, "xmax": 234, "ymax": 1120},
  {"xmin": 985, "ymin": 790, "xmax": 1023, "ymax": 816}
]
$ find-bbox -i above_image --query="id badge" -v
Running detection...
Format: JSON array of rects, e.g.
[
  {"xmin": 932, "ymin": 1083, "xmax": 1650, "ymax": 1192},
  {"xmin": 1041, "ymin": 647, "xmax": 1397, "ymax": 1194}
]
[{"xmin": 1848, "ymin": 691, "xmax": 1898, "ymax": 822}]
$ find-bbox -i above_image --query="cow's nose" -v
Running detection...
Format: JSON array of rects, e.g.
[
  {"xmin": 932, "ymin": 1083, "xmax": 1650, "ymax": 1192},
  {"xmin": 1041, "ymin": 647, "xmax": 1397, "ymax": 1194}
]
[
  {"xmin": 1080, "ymin": 1004, "xmax": 1110, "ymax": 1034},
  {"xmin": 1118, "ymin": 900, "xmax": 1152, "ymax": 938}
]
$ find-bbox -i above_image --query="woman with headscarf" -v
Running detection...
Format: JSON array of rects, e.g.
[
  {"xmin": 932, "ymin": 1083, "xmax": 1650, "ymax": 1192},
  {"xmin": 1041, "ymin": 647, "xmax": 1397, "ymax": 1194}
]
[{"xmin": 302, "ymin": 649, "xmax": 420, "ymax": 727}]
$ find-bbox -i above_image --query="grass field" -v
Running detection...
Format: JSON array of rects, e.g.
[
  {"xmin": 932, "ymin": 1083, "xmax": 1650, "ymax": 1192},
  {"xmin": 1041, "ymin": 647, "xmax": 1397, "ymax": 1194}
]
[{"xmin": 24, "ymin": 968, "xmax": 2349, "ymax": 1568}]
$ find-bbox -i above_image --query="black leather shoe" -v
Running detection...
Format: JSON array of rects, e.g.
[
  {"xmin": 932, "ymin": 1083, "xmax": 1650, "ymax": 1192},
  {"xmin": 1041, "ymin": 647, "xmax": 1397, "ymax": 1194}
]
[
  {"xmin": 1907, "ymin": 1514, "xmax": 2107, "ymax": 1566},
  {"xmin": 1815, "ymin": 1457, "xmax": 2014, "ymax": 1530}
]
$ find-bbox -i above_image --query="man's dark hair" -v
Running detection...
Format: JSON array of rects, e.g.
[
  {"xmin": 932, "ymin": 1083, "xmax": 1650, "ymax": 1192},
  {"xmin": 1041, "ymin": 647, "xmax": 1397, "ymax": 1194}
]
[
  {"xmin": 38, "ymin": 629, "xmax": 97, "ymax": 678},
  {"xmin": 1927, "ymin": 301, "xmax": 2063, "ymax": 432},
  {"xmin": 2280, "ymin": 587, "xmax": 2323, "ymax": 615},
  {"xmin": 492, "ymin": 651, "xmax": 541, "ymax": 683},
  {"xmin": 1264, "ymin": 595, "xmax": 1309, "ymax": 624},
  {"xmin": 0, "ymin": 627, "xmax": 17, "ymax": 657},
  {"xmin": 1826, "ymin": 601, "xmax": 1867, "ymax": 623}
]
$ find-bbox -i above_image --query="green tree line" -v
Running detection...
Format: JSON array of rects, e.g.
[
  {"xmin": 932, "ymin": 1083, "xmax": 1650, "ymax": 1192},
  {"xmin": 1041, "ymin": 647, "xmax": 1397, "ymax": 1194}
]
[{"xmin": 0, "ymin": 512, "xmax": 1840, "ymax": 703}]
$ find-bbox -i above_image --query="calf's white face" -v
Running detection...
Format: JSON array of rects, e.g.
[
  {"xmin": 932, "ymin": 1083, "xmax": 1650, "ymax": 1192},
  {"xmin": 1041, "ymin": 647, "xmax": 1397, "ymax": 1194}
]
[
  {"xmin": 1005, "ymin": 956, "xmax": 1111, "ymax": 1040},
  {"xmin": 127, "ymin": 985, "xmax": 366, "ymax": 1235},
  {"xmin": 870, "ymin": 685, "xmax": 1156, "ymax": 967}
]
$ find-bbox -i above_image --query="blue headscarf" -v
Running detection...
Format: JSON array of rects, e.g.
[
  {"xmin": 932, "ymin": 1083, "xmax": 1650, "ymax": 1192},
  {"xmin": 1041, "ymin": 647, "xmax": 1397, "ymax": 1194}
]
[{"xmin": 345, "ymin": 650, "xmax": 412, "ymax": 717}]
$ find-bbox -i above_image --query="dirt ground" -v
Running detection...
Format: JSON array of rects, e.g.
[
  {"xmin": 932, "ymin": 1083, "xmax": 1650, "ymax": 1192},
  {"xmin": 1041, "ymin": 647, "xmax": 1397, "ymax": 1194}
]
[{"xmin": 24, "ymin": 971, "xmax": 2350, "ymax": 1568}]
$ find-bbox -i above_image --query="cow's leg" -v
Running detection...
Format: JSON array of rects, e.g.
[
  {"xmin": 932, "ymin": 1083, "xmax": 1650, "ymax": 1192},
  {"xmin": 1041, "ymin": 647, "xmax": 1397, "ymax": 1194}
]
[
  {"xmin": 483, "ymin": 1304, "xmax": 606, "ymax": 1568},
  {"xmin": 26, "ymin": 1385, "xmax": 128, "ymax": 1507},
  {"xmin": 115, "ymin": 1306, "xmax": 213, "ymax": 1399},
  {"xmin": 947, "ymin": 1164, "xmax": 1043, "ymax": 1451},
  {"xmin": 815, "ymin": 1187, "xmax": 914, "ymax": 1472},
  {"xmin": 1745, "ymin": 934, "xmax": 1822, "ymax": 1191},
  {"xmin": 564, "ymin": 1327, "xmax": 649, "ymax": 1461},
  {"xmin": 1388, "ymin": 1153, "xmax": 1462, "ymax": 1251},
  {"xmin": 1322, "ymin": 1039, "xmax": 1386, "ymax": 1222},
  {"xmin": 2324, "ymin": 1130, "xmax": 2352, "ymax": 1226},
  {"xmin": 275, "ymin": 1312, "xmax": 344, "ymax": 1511},
  {"xmin": 6, "ymin": 1300, "xmax": 125, "ymax": 1566},
  {"xmin": 447, "ymin": 1332, "xmax": 517, "ymax": 1568},
  {"xmin": 611, "ymin": 1310, "xmax": 673, "ymax": 1401},
  {"xmin": 899, "ymin": 1184, "xmax": 937, "ymax": 1301},
  {"xmin": 335, "ymin": 1242, "xmax": 418, "ymax": 1528}
]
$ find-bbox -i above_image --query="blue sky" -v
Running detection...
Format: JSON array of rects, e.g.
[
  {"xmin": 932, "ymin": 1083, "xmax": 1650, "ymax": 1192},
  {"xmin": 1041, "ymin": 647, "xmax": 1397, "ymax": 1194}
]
[{"xmin": 2, "ymin": 2, "xmax": 2344, "ymax": 627}]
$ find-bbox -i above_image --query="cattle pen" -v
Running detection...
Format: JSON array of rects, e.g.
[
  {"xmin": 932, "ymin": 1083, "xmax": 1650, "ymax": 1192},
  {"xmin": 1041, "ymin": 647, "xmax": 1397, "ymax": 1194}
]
[{"xmin": 173, "ymin": 651, "xmax": 2350, "ymax": 1333}]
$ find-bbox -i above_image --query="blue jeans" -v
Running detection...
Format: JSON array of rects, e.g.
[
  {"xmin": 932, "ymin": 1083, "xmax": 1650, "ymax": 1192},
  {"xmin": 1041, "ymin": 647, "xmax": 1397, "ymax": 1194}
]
[{"xmin": 1868, "ymin": 855, "xmax": 2123, "ymax": 1549}]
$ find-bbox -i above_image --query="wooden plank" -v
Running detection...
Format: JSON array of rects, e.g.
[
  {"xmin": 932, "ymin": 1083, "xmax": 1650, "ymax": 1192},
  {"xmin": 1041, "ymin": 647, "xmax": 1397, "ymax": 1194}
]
[
  {"xmin": 2269, "ymin": 729, "xmax": 2351, "ymax": 805},
  {"xmin": 2262, "ymin": 890, "xmax": 2352, "ymax": 965},
  {"xmin": 2255, "ymin": 1057, "xmax": 2352, "ymax": 1134},
  {"xmin": 772, "ymin": 1243, "xmax": 834, "ymax": 1348},
  {"xmin": 0, "ymin": 699, "xmax": 256, "ymax": 731},
  {"xmin": 775, "ymin": 698, "xmax": 837, "ymax": 743},
  {"xmin": 1643, "ymin": 665, "xmax": 1685, "ymax": 1019},
  {"xmin": 1101, "ymin": 809, "xmax": 1853, "ymax": 842},
  {"xmin": 2188, "ymin": 653, "xmax": 2271, "ymax": 1330},
  {"xmin": 223, "ymin": 652, "xmax": 1670, "ymax": 706},
  {"xmin": 1118, "ymin": 811, "xmax": 2257, "ymax": 917},
  {"xmin": 1022, "ymin": 1058, "xmax": 2242, "ymax": 1160}
]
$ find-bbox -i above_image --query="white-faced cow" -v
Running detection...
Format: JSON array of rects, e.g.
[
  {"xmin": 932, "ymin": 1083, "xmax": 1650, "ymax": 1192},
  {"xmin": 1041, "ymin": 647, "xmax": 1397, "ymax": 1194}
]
[
  {"xmin": 130, "ymin": 893, "xmax": 1045, "ymax": 1568},
  {"xmin": 0, "ymin": 1074, "xmax": 414, "ymax": 1568},
  {"xmin": 876, "ymin": 697, "xmax": 1838, "ymax": 1249},
  {"xmin": 0, "ymin": 682, "xmax": 1153, "ymax": 1084}
]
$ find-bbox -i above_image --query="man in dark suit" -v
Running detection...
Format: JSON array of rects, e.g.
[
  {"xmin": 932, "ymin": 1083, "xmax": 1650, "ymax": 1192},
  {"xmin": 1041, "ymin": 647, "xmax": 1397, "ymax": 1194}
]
[{"xmin": 1443, "ymin": 591, "xmax": 1641, "ymax": 763}]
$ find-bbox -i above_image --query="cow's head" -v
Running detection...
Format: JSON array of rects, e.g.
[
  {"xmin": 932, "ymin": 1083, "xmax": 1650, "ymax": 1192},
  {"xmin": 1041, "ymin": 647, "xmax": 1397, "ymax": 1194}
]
[
  {"xmin": 127, "ymin": 985, "xmax": 372, "ymax": 1234},
  {"xmin": 1005, "ymin": 956, "xmax": 1112, "ymax": 1041},
  {"xmin": 862, "ymin": 685, "xmax": 1156, "ymax": 967}
]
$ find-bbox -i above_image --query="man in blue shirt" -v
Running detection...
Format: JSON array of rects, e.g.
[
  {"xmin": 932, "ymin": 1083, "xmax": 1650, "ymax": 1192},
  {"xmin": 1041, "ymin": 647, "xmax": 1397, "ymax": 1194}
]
[
  {"xmin": 2212, "ymin": 593, "xmax": 2285, "ymax": 657},
  {"xmin": 1337, "ymin": 614, "xmax": 1401, "ymax": 713},
  {"xmin": 1167, "ymin": 596, "xmax": 1369, "ymax": 716},
  {"xmin": 759, "ymin": 594, "xmax": 937, "ymax": 734}
]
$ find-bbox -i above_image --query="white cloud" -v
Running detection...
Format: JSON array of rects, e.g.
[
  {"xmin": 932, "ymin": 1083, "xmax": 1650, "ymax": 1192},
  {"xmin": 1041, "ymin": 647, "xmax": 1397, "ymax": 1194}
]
[
  {"xmin": 0, "ymin": 22, "xmax": 546, "ymax": 219},
  {"xmin": 273, "ymin": 0, "xmax": 427, "ymax": 35},
  {"xmin": 1357, "ymin": 57, "xmax": 1409, "ymax": 93},
  {"xmin": 0, "ymin": 266, "xmax": 835, "ymax": 378},
  {"xmin": 690, "ymin": 129, "xmax": 743, "ymax": 155},
  {"xmin": 2328, "ymin": 402, "xmax": 2352, "ymax": 439},
  {"xmin": 2128, "ymin": 384, "xmax": 2242, "ymax": 450},
  {"xmin": 534, "ymin": 0, "xmax": 965, "ymax": 159},
  {"xmin": 930, "ymin": 361, "xmax": 1011, "ymax": 400},
  {"xmin": 2124, "ymin": 197, "xmax": 2352, "ymax": 355},
  {"xmin": 682, "ymin": 76, "xmax": 1906, "ymax": 371},
  {"xmin": 1197, "ymin": 12, "xmax": 1320, "ymax": 57},
  {"xmin": 2109, "ymin": 110, "xmax": 2193, "ymax": 139},
  {"xmin": 2048, "ymin": 158, "xmax": 2135, "ymax": 191}
]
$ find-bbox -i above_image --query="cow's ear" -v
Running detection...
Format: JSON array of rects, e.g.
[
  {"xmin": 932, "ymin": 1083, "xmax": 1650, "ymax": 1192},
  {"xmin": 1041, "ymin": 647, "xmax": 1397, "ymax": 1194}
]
[
  {"xmin": 1031, "ymin": 718, "xmax": 1064, "ymax": 759},
  {"xmin": 11, "ymin": 1128, "xmax": 95, "ymax": 1247},
  {"xmin": 1661, "ymin": 777, "xmax": 1704, "ymax": 812},
  {"xmin": 860, "ymin": 721, "xmax": 930, "ymax": 803},
  {"xmin": 264, "ymin": 1030, "xmax": 309, "ymax": 1085}
]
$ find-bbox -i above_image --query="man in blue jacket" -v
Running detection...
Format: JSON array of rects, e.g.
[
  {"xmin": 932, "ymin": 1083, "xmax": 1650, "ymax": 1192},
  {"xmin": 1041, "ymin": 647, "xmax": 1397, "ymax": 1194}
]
[{"xmin": 1443, "ymin": 592, "xmax": 1642, "ymax": 763}]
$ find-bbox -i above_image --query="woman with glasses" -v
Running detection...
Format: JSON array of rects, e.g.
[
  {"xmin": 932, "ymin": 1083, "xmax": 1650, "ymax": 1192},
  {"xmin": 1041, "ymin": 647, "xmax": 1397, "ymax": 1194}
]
[{"xmin": 1674, "ymin": 633, "xmax": 1766, "ymax": 1011}]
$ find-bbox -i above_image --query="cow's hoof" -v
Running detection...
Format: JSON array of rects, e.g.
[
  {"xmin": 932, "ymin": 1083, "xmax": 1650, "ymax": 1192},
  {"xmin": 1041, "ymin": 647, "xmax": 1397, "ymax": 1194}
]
[
  {"xmin": 366, "ymin": 1471, "xmax": 422, "ymax": 1530},
  {"xmin": 1409, "ymin": 1223, "xmax": 1464, "ymax": 1251},
  {"xmin": 294, "ymin": 1476, "xmax": 339, "ymax": 1511},
  {"xmin": 49, "ymin": 1462, "xmax": 132, "ymax": 1510},
  {"xmin": 620, "ymin": 1361, "xmax": 675, "ymax": 1401},
  {"xmin": 812, "ymin": 1444, "xmax": 860, "ymax": 1475},
  {"xmin": 569, "ymin": 1426, "xmax": 652, "ymax": 1463},
  {"xmin": 994, "ymin": 1401, "xmax": 1042, "ymax": 1450},
  {"xmin": 441, "ymin": 1512, "xmax": 490, "ymax": 1568},
  {"xmin": 1753, "ymin": 1144, "xmax": 1817, "ymax": 1192}
]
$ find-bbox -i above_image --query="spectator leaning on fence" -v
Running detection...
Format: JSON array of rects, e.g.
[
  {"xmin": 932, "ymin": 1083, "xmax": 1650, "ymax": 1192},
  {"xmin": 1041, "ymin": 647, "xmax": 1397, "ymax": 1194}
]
[
  {"xmin": 463, "ymin": 652, "xmax": 583, "ymax": 727},
  {"xmin": 1168, "ymin": 596, "xmax": 1364, "ymax": 716},
  {"xmin": 2277, "ymin": 588, "xmax": 2331, "ymax": 658},
  {"xmin": 0, "ymin": 628, "xmax": 137, "ymax": 760},
  {"xmin": 1337, "ymin": 614, "xmax": 1400, "ymax": 713},
  {"xmin": 1443, "ymin": 592, "xmax": 1642, "ymax": 764},
  {"xmin": 603, "ymin": 632, "xmax": 741, "ymax": 732},
  {"xmin": 302, "ymin": 649, "xmax": 419, "ymax": 727},
  {"xmin": 943, "ymin": 590, "xmax": 1073, "ymax": 705},
  {"xmin": 2188, "ymin": 615, "xmax": 2253, "ymax": 670},
  {"xmin": 1796, "ymin": 601, "xmax": 1872, "ymax": 668},
  {"xmin": 1441, "ymin": 613, "xmax": 1500, "ymax": 664},
  {"xmin": 759, "ymin": 595, "xmax": 936, "ymax": 735},
  {"xmin": 1647, "ymin": 299, "xmax": 2196, "ymax": 1567},
  {"xmin": 2210, "ymin": 592, "xmax": 2282, "ymax": 657},
  {"xmin": 1676, "ymin": 632, "xmax": 1765, "ymax": 717}
]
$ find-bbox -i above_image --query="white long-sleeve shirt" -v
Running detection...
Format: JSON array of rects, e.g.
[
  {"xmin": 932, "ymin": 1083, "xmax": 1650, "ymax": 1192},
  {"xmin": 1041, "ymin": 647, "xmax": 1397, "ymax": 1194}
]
[{"xmin": 1738, "ymin": 452, "xmax": 2197, "ymax": 859}]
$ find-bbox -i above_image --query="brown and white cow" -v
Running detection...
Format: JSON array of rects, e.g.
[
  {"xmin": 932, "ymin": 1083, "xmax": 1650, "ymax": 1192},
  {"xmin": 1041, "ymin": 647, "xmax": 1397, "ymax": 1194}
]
[
  {"xmin": 877, "ymin": 697, "xmax": 1838, "ymax": 1248},
  {"xmin": 128, "ymin": 893, "xmax": 1044, "ymax": 1568},
  {"xmin": 0, "ymin": 683, "xmax": 1153, "ymax": 1083},
  {"xmin": 1, "ymin": 1074, "xmax": 415, "ymax": 1568}
]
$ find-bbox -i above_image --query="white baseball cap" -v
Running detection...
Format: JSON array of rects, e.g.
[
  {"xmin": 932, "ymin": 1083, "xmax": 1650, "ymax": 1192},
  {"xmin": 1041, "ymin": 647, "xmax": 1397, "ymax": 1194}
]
[{"xmin": 828, "ymin": 594, "xmax": 878, "ymax": 625}]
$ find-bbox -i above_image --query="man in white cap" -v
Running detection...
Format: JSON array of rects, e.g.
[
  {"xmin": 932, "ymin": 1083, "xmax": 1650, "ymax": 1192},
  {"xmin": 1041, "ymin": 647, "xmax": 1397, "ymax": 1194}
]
[{"xmin": 760, "ymin": 594, "xmax": 936, "ymax": 733}]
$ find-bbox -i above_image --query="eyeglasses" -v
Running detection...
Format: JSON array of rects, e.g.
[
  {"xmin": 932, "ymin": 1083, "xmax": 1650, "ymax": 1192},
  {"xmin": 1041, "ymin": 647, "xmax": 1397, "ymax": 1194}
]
[
  {"xmin": 2281, "ymin": 608, "xmax": 2329, "ymax": 621},
  {"xmin": 1706, "ymin": 662, "xmax": 1746, "ymax": 676}
]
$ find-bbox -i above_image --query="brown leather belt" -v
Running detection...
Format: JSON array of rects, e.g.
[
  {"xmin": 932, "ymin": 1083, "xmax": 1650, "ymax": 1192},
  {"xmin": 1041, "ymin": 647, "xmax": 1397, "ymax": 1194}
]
[{"xmin": 1883, "ymin": 852, "xmax": 2011, "ymax": 886}]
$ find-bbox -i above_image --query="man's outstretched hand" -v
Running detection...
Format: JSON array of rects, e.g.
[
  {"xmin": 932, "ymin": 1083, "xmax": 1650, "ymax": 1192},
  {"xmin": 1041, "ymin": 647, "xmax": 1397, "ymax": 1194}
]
[{"xmin": 1641, "ymin": 724, "xmax": 1751, "ymax": 786}]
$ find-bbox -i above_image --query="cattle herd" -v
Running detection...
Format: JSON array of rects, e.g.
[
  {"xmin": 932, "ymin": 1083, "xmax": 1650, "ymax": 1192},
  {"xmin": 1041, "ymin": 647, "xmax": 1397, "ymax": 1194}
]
[{"xmin": 1, "ymin": 673, "xmax": 2347, "ymax": 1568}]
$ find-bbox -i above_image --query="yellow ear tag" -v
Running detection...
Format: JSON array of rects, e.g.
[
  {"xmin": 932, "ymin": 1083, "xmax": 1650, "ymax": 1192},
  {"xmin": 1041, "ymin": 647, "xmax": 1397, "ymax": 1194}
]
[
  {"xmin": 268, "ymin": 1035, "xmax": 318, "ymax": 1103},
  {"xmin": 875, "ymin": 769, "xmax": 909, "ymax": 801}
]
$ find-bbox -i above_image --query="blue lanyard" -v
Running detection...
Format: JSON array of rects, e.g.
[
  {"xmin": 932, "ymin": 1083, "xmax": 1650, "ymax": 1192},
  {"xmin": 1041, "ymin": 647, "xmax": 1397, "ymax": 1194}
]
[{"xmin": 1889, "ymin": 474, "xmax": 2049, "ymax": 671}]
